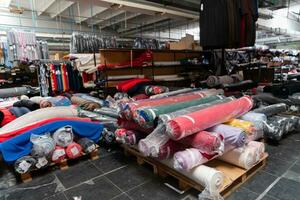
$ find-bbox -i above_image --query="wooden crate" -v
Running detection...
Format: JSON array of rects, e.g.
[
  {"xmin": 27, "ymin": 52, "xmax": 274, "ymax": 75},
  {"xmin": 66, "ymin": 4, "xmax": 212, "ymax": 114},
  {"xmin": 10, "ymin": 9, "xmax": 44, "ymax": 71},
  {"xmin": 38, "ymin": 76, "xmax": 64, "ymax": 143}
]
[
  {"xmin": 122, "ymin": 145, "xmax": 268, "ymax": 198},
  {"xmin": 19, "ymin": 146, "xmax": 100, "ymax": 183}
]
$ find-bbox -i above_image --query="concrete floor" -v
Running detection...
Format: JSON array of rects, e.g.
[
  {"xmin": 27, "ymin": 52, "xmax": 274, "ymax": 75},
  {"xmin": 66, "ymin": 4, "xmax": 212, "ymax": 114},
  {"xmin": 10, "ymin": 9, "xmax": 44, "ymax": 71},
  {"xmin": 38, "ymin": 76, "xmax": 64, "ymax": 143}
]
[{"xmin": 0, "ymin": 131, "xmax": 300, "ymax": 200}]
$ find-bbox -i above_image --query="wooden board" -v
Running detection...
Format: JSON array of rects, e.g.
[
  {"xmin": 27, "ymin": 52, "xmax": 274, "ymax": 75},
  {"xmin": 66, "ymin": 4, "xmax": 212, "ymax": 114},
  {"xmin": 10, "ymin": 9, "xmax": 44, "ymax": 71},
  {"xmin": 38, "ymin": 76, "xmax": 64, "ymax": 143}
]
[{"xmin": 122, "ymin": 145, "xmax": 268, "ymax": 198}]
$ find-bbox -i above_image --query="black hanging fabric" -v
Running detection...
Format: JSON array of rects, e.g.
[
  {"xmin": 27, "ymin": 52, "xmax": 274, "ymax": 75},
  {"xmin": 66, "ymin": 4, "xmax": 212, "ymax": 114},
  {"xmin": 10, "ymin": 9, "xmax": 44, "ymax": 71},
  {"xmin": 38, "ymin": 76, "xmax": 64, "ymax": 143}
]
[{"xmin": 200, "ymin": 0, "xmax": 258, "ymax": 49}]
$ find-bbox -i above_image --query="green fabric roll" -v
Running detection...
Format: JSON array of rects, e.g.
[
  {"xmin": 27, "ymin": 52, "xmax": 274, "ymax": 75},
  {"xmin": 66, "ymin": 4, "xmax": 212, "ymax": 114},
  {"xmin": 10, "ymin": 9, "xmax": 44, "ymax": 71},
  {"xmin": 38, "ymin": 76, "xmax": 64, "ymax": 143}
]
[{"xmin": 137, "ymin": 95, "xmax": 225, "ymax": 127}]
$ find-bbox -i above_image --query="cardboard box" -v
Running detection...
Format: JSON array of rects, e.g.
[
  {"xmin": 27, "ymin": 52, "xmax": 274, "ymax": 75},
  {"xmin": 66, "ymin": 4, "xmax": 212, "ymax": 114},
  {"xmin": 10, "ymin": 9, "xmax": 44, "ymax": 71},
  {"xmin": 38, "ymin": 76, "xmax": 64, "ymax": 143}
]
[{"xmin": 170, "ymin": 34, "xmax": 196, "ymax": 50}]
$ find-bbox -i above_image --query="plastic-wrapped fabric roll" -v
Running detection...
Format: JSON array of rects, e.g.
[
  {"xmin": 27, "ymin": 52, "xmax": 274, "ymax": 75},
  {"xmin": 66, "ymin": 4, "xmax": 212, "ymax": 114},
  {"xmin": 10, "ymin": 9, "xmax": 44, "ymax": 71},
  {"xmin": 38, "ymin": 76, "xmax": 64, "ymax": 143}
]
[
  {"xmin": 173, "ymin": 148, "xmax": 216, "ymax": 171},
  {"xmin": 0, "ymin": 106, "xmax": 78, "ymax": 134},
  {"xmin": 71, "ymin": 96, "xmax": 101, "ymax": 111},
  {"xmin": 207, "ymin": 74, "xmax": 243, "ymax": 88},
  {"xmin": 136, "ymin": 95, "xmax": 226, "ymax": 127},
  {"xmin": 93, "ymin": 107, "xmax": 119, "ymax": 118},
  {"xmin": 207, "ymin": 124, "xmax": 247, "ymax": 148},
  {"xmin": 157, "ymin": 140, "xmax": 185, "ymax": 160},
  {"xmin": 166, "ymin": 96, "xmax": 253, "ymax": 140},
  {"xmin": 66, "ymin": 142, "xmax": 82, "ymax": 159},
  {"xmin": 77, "ymin": 138, "xmax": 96, "ymax": 153},
  {"xmin": 239, "ymin": 112, "xmax": 267, "ymax": 140},
  {"xmin": 73, "ymin": 93, "xmax": 106, "ymax": 107},
  {"xmin": 14, "ymin": 156, "xmax": 36, "ymax": 174},
  {"xmin": 52, "ymin": 126, "xmax": 74, "ymax": 147},
  {"xmin": 248, "ymin": 141, "xmax": 265, "ymax": 160},
  {"xmin": 252, "ymin": 103, "xmax": 287, "ymax": 117},
  {"xmin": 225, "ymin": 119, "xmax": 256, "ymax": 134},
  {"xmin": 9, "ymin": 107, "xmax": 31, "ymax": 117},
  {"xmin": 144, "ymin": 85, "xmax": 169, "ymax": 96},
  {"xmin": 51, "ymin": 146, "xmax": 66, "ymax": 163},
  {"xmin": 101, "ymin": 128, "xmax": 115, "ymax": 145},
  {"xmin": 0, "ymin": 87, "xmax": 32, "ymax": 98},
  {"xmin": 138, "ymin": 97, "xmax": 235, "ymax": 157},
  {"xmin": 218, "ymin": 145, "xmax": 258, "ymax": 170},
  {"xmin": 30, "ymin": 133, "xmax": 55, "ymax": 157},
  {"xmin": 253, "ymin": 93, "xmax": 292, "ymax": 106},
  {"xmin": 114, "ymin": 92, "xmax": 129, "ymax": 100},
  {"xmin": 122, "ymin": 89, "xmax": 223, "ymax": 120},
  {"xmin": 289, "ymin": 93, "xmax": 300, "ymax": 105},
  {"xmin": 124, "ymin": 130, "xmax": 146, "ymax": 145},
  {"xmin": 178, "ymin": 131, "xmax": 224, "ymax": 155},
  {"xmin": 161, "ymin": 159, "xmax": 224, "ymax": 198},
  {"xmin": 78, "ymin": 109, "xmax": 118, "ymax": 122},
  {"xmin": 265, "ymin": 116, "xmax": 294, "ymax": 141},
  {"xmin": 150, "ymin": 88, "xmax": 197, "ymax": 99},
  {"xmin": 117, "ymin": 119, "xmax": 154, "ymax": 134}
]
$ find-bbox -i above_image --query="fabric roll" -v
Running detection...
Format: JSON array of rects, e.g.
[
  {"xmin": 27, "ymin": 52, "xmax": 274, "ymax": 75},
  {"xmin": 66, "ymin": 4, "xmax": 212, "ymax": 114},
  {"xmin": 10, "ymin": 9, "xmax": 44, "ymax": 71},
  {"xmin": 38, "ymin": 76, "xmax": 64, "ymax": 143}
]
[
  {"xmin": 222, "ymin": 80, "xmax": 257, "ymax": 92},
  {"xmin": 0, "ymin": 108, "xmax": 16, "ymax": 127},
  {"xmin": 29, "ymin": 96, "xmax": 45, "ymax": 104},
  {"xmin": 0, "ymin": 106, "xmax": 78, "ymax": 134},
  {"xmin": 248, "ymin": 141, "xmax": 265, "ymax": 160},
  {"xmin": 207, "ymin": 74, "xmax": 243, "ymax": 88},
  {"xmin": 115, "ymin": 128, "xmax": 145, "ymax": 145},
  {"xmin": 13, "ymin": 100, "xmax": 40, "ymax": 111},
  {"xmin": 253, "ymin": 93, "xmax": 292, "ymax": 106},
  {"xmin": 218, "ymin": 144, "xmax": 260, "ymax": 170},
  {"xmin": 173, "ymin": 148, "xmax": 215, "ymax": 171},
  {"xmin": 117, "ymin": 119, "xmax": 154, "ymax": 134},
  {"xmin": 73, "ymin": 93, "xmax": 106, "ymax": 107},
  {"xmin": 144, "ymin": 85, "xmax": 169, "ymax": 96},
  {"xmin": 30, "ymin": 133, "xmax": 55, "ymax": 157},
  {"xmin": 66, "ymin": 142, "xmax": 82, "ymax": 159},
  {"xmin": 0, "ymin": 117, "xmax": 90, "ymax": 142},
  {"xmin": 161, "ymin": 159, "xmax": 224, "ymax": 196},
  {"xmin": 52, "ymin": 126, "xmax": 74, "ymax": 147},
  {"xmin": 150, "ymin": 88, "xmax": 196, "ymax": 99},
  {"xmin": 289, "ymin": 93, "xmax": 300, "ymax": 105},
  {"xmin": 51, "ymin": 146, "xmax": 66, "ymax": 163},
  {"xmin": 225, "ymin": 119, "xmax": 256, "ymax": 134},
  {"xmin": 166, "ymin": 96, "xmax": 253, "ymax": 140},
  {"xmin": 0, "ymin": 120, "xmax": 103, "ymax": 164},
  {"xmin": 252, "ymin": 103, "xmax": 287, "ymax": 117},
  {"xmin": 40, "ymin": 100, "xmax": 52, "ymax": 108},
  {"xmin": 132, "ymin": 94, "xmax": 149, "ymax": 101},
  {"xmin": 157, "ymin": 140, "xmax": 185, "ymax": 160},
  {"xmin": 77, "ymin": 138, "xmax": 97, "ymax": 154},
  {"xmin": 71, "ymin": 96, "xmax": 101, "ymax": 111},
  {"xmin": 9, "ymin": 107, "xmax": 31, "ymax": 117},
  {"xmin": 14, "ymin": 156, "xmax": 36, "ymax": 174},
  {"xmin": 0, "ymin": 87, "xmax": 32, "ymax": 98},
  {"xmin": 265, "ymin": 115, "xmax": 293, "ymax": 141},
  {"xmin": 136, "ymin": 95, "xmax": 226, "ymax": 127},
  {"xmin": 239, "ymin": 112, "xmax": 267, "ymax": 140},
  {"xmin": 207, "ymin": 124, "xmax": 247, "ymax": 148},
  {"xmin": 122, "ymin": 89, "xmax": 223, "ymax": 120},
  {"xmin": 94, "ymin": 107, "xmax": 119, "ymax": 118},
  {"xmin": 48, "ymin": 96, "xmax": 72, "ymax": 107},
  {"xmin": 78, "ymin": 110, "xmax": 118, "ymax": 122},
  {"xmin": 178, "ymin": 131, "xmax": 224, "ymax": 155},
  {"xmin": 0, "ymin": 98, "xmax": 19, "ymax": 108}
]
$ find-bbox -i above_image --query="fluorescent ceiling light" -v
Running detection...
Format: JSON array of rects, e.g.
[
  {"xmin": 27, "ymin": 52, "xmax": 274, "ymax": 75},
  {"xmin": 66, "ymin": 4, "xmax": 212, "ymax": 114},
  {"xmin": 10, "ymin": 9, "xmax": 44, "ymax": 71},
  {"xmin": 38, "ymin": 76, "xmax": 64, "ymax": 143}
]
[{"xmin": 0, "ymin": 0, "xmax": 11, "ymax": 7}]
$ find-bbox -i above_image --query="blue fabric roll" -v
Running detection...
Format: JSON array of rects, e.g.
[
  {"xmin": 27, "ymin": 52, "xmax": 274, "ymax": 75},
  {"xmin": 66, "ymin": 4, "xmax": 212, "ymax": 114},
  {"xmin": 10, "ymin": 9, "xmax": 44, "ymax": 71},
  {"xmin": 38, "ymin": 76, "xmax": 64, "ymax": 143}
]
[
  {"xmin": 9, "ymin": 107, "xmax": 31, "ymax": 117},
  {"xmin": 0, "ymin": 120, "xmax": 104, "ymax": 164}
]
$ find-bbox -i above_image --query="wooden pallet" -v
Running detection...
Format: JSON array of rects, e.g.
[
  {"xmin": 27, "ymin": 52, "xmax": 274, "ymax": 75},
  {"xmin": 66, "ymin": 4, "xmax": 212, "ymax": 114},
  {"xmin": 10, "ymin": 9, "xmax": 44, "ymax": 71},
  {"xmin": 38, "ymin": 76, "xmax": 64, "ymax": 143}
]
[
  {"xmin": 122, "ymin": 145, "xmax": 268, "ymax": 198},
  {"xmin": 19, "ymin": 146, "xmax": 100, "ymax": 183},
  {"xmin": 281, "ymin": 111, "xmax": 300, "ymax": 117}
]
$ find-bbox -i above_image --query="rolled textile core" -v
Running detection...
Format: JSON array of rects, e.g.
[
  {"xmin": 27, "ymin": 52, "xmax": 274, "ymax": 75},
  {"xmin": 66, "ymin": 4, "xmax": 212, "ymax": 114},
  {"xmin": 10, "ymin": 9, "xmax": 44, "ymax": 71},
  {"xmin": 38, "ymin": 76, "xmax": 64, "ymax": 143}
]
[
  {"xmin": 166, "ymin": 96, "xmax": 253, "ymax": 140},
  {"xmin": 52, "ymin": 126, "xmax": 74, "ymax": 147},
  {"xmin": 144, "ymin": 85, "xmax": 169, "ymax": 96},
  {"xmin": 178, "ymin": 131, "xmax": 224, "ymax": 155},
  {"xmin": 138, "ymin": 97, "xmax": 235, "ymax": 157},
  {"xmin": 122, "ymin": 89, "xmax": 223, "ymax": 120},
  {"xmin": 136, "ymin": 95, "xmax": 226, "ymax": 127},
  {"xmin": 162, "ymin": 159, "xmax": 224, "ymax": 195},
  {"xmin": 150, "ymin": 88, "xmax": 196, "ymax": 99},
  {"xmin": 30, "ymin": 133, "xmax": 56, "ymax": 157},
  {"xmin": 14, "ymin": 156, "xmax": 36, "ymax": 174},
  {"xmin": 218, "ymin": 145, "xmax": 259, "ymax": 170},
  {"xmin": 51, "ymin": 146, "xmax": 66, "ymax": 163},
  {"xmin": 173, "ymin": 148, "xmax": 216, "ymax": 171},
  {"xmin": 66, "ymin": 142, "xmax": 82, "ymax": 159},
  {"xmin": 77, "ymin": 138, "xmax": 96, "ymax": 153},
  {"xmin": 252, "ymin": 103, "xmax": 287, "ymax": 117},
  {"xmin": 0, "ymin": 106, "xmax": 78, "ymax": 134},
  {"xmin": 207, "ymin": 124, "xmax": 247, "ymax": 148}
]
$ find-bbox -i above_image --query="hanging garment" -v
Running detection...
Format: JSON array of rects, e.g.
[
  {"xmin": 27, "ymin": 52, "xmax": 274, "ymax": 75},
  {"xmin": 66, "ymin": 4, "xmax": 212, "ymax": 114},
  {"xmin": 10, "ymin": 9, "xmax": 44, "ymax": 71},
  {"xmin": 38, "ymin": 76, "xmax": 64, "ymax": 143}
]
[
  {"xmin": 0, "ymin": 120, "xmax": 103, "ymax": 164},
  {"xmin": 66, "ymin": 63, "xmax": 75, "ymax": 91},
  {"xmin": 166, "ymin": 96, "xmax": 253, "ymax": 140},
  {"xmin": 49, "ymin": 64, "xmax": 58, "ymax": 93},
  {"xmin": 55, "ymin": 64, "xmax": 63, "ymax": 93},
  {"xmin": 61, "ymin": 63, "xmax": 69, "ymax": 91}
]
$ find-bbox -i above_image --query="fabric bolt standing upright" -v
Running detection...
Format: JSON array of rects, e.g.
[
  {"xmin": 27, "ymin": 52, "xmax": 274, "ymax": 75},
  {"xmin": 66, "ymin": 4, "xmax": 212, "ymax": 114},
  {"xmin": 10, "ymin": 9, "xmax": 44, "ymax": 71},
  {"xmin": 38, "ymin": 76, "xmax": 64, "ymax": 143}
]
[{"xmin": 166, "ymin": 96, "xmax": 253, "ymax": 140}]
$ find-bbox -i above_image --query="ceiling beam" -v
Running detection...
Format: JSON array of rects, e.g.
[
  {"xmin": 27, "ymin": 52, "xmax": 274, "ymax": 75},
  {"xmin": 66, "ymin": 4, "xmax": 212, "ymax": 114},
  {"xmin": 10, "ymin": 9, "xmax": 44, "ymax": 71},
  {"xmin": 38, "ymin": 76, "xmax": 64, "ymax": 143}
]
[
  {"xmin": 73, "ymin": 1, "xmax": 107, "ymax": 23},
  {"xmin": 47, "ymin": 0, "xmax": 74, "ymax": 18},
  {"xmin": 34, "ymin": 0, "xmax": 56, "ymax": 16},
  {"xmin": 88, "ymin": 9, "xmax": 124, "ymax": 26},
  {"xmin": 99, "ymin": 12, "xmax": 141, "ymax": 29},
  {"xmin": 95, "ymin": 0, "xmax": 199, "ymax": 19}
]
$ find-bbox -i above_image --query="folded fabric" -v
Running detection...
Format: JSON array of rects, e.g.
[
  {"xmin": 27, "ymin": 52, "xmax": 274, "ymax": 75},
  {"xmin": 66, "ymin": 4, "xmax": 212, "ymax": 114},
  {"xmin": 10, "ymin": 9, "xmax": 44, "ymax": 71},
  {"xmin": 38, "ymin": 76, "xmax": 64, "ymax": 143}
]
[
  {"xmin": 0, "ymin": 108, "xmax": 17, "ymax": 127},
  {"xmin": 13, "ymin": 100, "xmax": 40, "ymax": 111},
  {"xmin": 0, "ymin": 117, "xmax": 90, "ymax": 142},
  {"xmin": 166, "ymin": 96, "xmax": 253, "ymax": 140},
  {"xmin": 144, "ymin": 85, "xmax": 169, "ymax": 96},
  {"xmin": 173, "ymin": 148, "xmax": 216, "ymax": 171},
  {"xmin": 136, "ymin": 95, "xmax": 226, "ymax": 128},
  {"xmin": 9, "ymin": 107, "xmax": 31, "ymax": 118},
  {"xmin": 150, "ymin": 88, "xmax": 197, "ymax": 99},
  {"xmin": 252, "ymin": 103, "xmax": 287, "ymax": 117},
  {"xmin": 207, "ymin": 124, "xmax": 247, "ymax": 148},
  {"xmin": 0, "ymin": 120, "xmax": 103, "ymax": 164},
  {"xmin": 0, "ymin": 106, "xmax": 78, "ymax": 134}
]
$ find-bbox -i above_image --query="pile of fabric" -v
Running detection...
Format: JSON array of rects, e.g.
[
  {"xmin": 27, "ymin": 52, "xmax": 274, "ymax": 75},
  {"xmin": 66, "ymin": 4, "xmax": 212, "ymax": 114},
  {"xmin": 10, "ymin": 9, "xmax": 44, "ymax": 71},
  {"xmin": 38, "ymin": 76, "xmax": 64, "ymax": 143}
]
[{"xmin": 114, "ymin": 88, "xmax": 267, "ymax": 198}]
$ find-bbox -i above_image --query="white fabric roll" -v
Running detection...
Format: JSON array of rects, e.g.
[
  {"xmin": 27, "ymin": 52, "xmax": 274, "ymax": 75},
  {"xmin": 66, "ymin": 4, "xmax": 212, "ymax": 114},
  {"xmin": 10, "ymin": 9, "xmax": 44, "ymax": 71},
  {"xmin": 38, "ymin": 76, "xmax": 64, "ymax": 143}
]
[
  {"xmin": 0, "ymin": 106, "xmax": 78, "ymax": 134},
  {"xmin": 162, "ymin": 159, "xmax": 224, "ymax": 194}
]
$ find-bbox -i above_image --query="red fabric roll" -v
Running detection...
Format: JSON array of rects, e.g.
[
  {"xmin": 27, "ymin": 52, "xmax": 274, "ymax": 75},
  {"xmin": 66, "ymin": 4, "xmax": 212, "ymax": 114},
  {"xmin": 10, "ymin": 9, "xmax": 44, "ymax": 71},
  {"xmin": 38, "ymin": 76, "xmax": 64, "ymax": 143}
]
[
  {"xmin": 123, "ymin": 89, "xmax": 221, "ymax": 120},
  {"xmin": 132, "ymin": 94, "xmax": 149, "ymax": 101},
  {"xmin": 117, "ymin": 78, "xmax": 151, "ymax": 92},
  {"xmin": 166, "ymin": 96, "xmax": 253, "ymax": 140},
  {"xmin": 117, "ymin": 119, "xmax": 153, "ymax": 134},
  {"xmin": 66, "ymin": 142, "xmax": 82, "ymax": 159},
  {"xmin": 178, "ymin": 131, "xmax": 224, "ymax": 155},
  {"xmin": 0, "ymin": 108, "xmax": 16, "ymax": 127},
  {"xmin": 51, "ymin": 146, "xmax": 66, "ymax": 163},
  {"xmin": 157, "ymin": 140, "xmax": 185, "ymax": 160},
  {"xmin": 0, "ymin": 117, "xmax": 92, "ymax": 142}
]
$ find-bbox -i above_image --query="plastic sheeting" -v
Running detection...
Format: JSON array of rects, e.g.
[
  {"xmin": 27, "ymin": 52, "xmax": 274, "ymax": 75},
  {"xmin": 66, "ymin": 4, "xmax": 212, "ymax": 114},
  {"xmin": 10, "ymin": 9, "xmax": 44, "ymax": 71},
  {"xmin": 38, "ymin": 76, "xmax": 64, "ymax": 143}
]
[{"xmin": 166, "ymin": 96, "xmax": 253, "ymax": 140}]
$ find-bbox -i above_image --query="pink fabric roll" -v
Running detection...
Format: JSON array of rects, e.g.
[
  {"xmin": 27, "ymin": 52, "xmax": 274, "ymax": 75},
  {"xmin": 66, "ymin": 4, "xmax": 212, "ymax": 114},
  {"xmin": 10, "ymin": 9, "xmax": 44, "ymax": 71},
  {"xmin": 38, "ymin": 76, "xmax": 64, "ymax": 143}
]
[
  {"xmin": 123, "ymin": 89, "xmax": 223, "ymax": 120},
  {"xmin": 66, "ymin": 142, "xmax": 82, "ymax": 159},
  {"xmin": 157, "ymin": 140, "xmax": 185, "ymax": 160},
  {"xmin": 178, "ymin": 131, "xmax": 224, "ymax": 155},
  {"xmin": 247, "ymin": 141, "xmax": 265, "ymax": 160},
  {"xmin": 117, "ymin": 119, "xmax": 153, "ymax": 134},
  {"xmin": 166, "ymin": 96, "xmax": 253, "ymax": 140}
]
